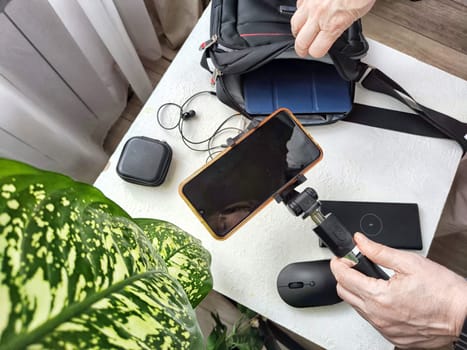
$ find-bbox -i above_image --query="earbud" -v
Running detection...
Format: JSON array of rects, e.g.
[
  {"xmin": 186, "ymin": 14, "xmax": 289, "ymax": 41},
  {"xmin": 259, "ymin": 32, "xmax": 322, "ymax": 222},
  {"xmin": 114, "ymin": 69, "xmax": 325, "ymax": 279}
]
[{"xmin": 181, "ymin": 110, "xmax": 196, "ymax": 120}]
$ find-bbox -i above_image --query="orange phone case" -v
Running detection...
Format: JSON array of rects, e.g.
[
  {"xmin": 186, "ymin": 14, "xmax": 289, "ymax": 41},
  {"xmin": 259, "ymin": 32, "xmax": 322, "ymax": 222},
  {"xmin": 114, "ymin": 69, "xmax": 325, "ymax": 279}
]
[{"xmin": 179, "ymin": 108, "xmax": 323, "ymax": 240}]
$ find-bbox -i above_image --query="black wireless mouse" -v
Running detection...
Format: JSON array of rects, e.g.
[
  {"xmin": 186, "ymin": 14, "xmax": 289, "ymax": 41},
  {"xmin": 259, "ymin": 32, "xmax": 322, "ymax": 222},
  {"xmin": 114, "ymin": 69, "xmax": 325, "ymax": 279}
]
[{"xmin": 277, "ymin": 260, "xmax": 342, "ymax": 307}]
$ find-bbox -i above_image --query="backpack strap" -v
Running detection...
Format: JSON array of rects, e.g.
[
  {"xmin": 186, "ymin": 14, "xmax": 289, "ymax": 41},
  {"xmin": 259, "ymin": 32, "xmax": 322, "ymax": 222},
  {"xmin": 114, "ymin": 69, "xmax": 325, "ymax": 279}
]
[
  {"xmin": 200, "ymin": 49, "xmax": 212, "ymax": 74},
  {"xmin": 357, "ymin": 63, "xmax": 467, "ymax": 154},
  {"xmin": 346, "ymin": 104, "xmax": 447, "ymax": 139}
]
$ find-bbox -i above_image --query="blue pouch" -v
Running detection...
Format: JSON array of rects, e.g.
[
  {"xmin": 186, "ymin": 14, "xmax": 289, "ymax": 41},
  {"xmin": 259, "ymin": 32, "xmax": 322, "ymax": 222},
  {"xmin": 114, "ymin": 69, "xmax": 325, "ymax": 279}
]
[{"xmin": 243, "ymin": 59, "xmax": 353, "ymax": 118}]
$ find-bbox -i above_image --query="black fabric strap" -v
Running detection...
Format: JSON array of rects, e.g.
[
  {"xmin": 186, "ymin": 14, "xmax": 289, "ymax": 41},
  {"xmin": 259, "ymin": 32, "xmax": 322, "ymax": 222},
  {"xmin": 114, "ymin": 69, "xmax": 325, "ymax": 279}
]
[
  {"xmin": 346, "ymin": 104, "xmax": 447, "ymax": 139},
  {"xmin": 200, "ymin": 50, "xmax": 212, "ymax": 73},
  {"xmin": 358, "ymin": 65, "xmax": 467, "ymax": 154}
]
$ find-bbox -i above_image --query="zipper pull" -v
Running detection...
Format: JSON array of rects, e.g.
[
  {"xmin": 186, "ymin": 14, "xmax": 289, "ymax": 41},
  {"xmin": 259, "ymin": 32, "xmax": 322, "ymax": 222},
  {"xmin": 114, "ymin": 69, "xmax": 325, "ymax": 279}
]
[
  {"xmin": 199, "ymin": 34, "xmax": 218, "ymax": 51},
  {"xmin": 210, "ymin": 69, "xmax": 223, "ymax": 86}
]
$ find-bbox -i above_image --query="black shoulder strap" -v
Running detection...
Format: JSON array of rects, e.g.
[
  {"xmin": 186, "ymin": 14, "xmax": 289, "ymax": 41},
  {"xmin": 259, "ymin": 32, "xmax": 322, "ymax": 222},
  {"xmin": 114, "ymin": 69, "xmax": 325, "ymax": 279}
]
[
  {"xmin": 200, "ymin": 49, "xmax": 212, "ymax": 73},
  {"xmin": 356, "ymin": 64, "xmax": 467, "ymax": 154},
  {"xmin": 346, "ymin": 103, "xmax": 447, "ymax": 139}
]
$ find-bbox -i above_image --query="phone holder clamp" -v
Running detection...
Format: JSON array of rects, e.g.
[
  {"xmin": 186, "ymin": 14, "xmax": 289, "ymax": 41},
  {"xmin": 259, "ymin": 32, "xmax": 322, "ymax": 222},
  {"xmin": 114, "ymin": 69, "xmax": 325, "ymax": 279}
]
[{"xmin": 226, "ymin": 119, "xmax": 261, "ymax": 147}]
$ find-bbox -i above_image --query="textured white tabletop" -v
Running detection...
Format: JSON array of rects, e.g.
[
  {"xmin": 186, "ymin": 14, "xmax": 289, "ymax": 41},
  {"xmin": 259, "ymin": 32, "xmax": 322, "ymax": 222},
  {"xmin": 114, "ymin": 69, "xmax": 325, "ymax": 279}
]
[{"xmin": 94, "ymin": 9, "xmax": 467, "ymax": 350}]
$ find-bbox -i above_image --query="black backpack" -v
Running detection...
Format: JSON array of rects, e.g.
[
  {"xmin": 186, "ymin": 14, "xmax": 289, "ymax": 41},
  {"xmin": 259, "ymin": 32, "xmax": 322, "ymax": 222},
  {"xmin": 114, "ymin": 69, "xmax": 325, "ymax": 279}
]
[{"xmin": 200, "ymin": 0, "xmax": 467, "ymax": 153}]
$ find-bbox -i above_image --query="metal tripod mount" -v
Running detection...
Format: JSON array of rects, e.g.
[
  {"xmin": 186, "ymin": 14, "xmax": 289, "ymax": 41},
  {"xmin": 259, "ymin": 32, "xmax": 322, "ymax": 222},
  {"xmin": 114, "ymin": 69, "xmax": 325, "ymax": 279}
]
[{"xmin": 274, "ymin": 174, "xmax": 389, "ymax": 280}]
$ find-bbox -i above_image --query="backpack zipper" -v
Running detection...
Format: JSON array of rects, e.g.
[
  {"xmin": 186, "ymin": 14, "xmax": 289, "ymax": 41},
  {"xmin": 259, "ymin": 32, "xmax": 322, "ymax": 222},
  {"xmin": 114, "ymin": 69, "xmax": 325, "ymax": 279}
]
[
  {"xmin": 201, "ymin": 31, "xmax": 292, "ymax": 52},
  {"xmin": 210, "ymin": 69, "xmax": 223, "ymax": 86},
  {"xmin": 217, "ymin": 43, "xmax": 234, "ymax": 52},
  {"xmin": 216, "ymin": 76, "xmax": 250, "ymax": 118},
  {"xmin": 199, "ymin": 34, "xmax": 218, "ymax": 51},
  {"xmin": 239, "ymin": 32, "xmax": 293, "ymax": 37},
  {"xmin": 200, "ymin": 34, "xmax": 235, "ymax": 52},
  {"xmin": 208, "ymin": 39, "xmax": 295, "ymax": 86}
]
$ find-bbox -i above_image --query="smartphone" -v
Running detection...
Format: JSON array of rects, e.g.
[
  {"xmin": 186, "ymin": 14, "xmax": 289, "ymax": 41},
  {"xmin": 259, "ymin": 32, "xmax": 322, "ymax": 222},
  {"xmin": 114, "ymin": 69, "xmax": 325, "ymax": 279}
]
[{"xmin": 179, "ymin": 109, "xmax": 323, "ymax": 240}]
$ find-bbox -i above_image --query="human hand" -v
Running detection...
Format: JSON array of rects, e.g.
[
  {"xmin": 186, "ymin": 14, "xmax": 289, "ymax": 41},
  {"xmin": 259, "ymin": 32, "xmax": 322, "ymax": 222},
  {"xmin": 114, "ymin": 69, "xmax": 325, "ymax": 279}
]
[
  {"xmin": 330, "ymin": 233, "xmax": 467, "ymax": 348},
  {"xmin": 291, "ymin": 0, "xmax": 375, "ymax": 57}
]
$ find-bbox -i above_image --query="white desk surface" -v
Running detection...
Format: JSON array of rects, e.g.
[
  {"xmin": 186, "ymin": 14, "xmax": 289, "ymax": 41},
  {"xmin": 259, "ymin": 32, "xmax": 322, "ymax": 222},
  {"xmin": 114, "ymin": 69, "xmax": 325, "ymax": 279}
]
[{"xmin": 94, "ymin": 9, "xmax": 467, "ymax": 350}]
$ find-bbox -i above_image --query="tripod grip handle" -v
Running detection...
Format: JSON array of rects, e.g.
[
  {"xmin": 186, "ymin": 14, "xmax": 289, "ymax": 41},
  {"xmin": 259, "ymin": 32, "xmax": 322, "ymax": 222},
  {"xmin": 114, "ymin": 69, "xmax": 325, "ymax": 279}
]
[
  {"xmin": 313, "ymin": 213, "xmax": 355, "ymax": 257},
  {"xmin": 354, "ymin": 255, "xmax": 390, "ymax": 280},
  {"xmin": 313, "ymin": 213, "xmax": 389, "ymax": 280}
]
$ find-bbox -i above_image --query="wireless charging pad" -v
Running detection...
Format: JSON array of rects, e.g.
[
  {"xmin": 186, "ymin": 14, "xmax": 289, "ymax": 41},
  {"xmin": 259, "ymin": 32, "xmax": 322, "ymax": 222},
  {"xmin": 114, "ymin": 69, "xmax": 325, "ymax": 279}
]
[{"xmin": 319, "ymin": 201, "xmax": 422, "ymax": 250}]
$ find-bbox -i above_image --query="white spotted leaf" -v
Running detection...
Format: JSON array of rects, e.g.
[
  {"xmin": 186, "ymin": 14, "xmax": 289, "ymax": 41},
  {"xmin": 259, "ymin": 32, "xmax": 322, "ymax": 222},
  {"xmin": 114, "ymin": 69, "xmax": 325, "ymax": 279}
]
[
  {"xmin": 0, "ymin": 159, "xmax": 212, "ymax": 349},
  {"xmin": 135, "ymin": 219, "xmax": 212, "ymax": 308}
]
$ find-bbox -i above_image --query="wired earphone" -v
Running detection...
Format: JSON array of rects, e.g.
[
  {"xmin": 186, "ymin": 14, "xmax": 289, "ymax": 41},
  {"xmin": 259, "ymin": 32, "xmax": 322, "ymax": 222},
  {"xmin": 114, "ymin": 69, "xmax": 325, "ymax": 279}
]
[{"xmin": 156, "ymin": 91, "xmax": 246, "ymax": 161}]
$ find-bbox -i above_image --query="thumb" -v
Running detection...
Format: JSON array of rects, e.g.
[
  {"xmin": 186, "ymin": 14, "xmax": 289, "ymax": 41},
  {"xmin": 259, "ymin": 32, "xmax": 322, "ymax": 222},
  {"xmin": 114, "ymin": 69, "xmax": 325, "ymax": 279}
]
[{"xmin": 354, "ymin": 233, "xmax": 410, "ymax": 273}]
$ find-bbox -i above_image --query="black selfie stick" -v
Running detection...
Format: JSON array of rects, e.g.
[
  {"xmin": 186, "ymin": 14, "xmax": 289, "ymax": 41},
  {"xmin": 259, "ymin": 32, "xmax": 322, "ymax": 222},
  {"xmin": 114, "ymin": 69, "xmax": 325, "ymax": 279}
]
[{"xmin": 275, "ymin": 175, "xmax": 389, "ymax": 280}]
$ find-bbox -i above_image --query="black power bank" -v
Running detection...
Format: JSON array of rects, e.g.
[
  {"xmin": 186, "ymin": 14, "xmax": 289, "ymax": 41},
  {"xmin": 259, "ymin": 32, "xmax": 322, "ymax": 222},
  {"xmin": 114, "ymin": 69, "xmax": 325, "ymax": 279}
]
[{"xmin": 319, "ymin": 201, "xmax": 423, "ymax": 250}]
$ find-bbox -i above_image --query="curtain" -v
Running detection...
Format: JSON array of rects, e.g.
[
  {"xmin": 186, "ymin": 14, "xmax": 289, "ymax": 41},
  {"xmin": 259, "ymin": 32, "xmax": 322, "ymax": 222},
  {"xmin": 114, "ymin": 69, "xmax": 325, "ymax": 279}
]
[
  {"xmin": 0, "ymin": 0, "xmax": 205, "ymax": 182},
  {"xmin": 150, "ymin": 0, "xmax": 210, "ymax": 49}
]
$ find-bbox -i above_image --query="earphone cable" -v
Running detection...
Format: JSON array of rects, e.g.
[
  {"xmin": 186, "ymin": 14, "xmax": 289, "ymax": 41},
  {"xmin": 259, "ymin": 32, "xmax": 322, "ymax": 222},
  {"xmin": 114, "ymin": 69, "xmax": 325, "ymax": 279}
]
[{"xmin": 156, "ymin": 91, "xmax": 246, "ymax": 157}]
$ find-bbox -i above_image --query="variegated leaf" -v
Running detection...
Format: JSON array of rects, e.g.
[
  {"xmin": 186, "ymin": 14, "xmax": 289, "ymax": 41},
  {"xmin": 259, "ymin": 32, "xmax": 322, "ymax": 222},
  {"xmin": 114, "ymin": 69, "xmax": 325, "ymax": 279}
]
[
  {"xmin": 0, "ymin": 159, "xmax": 210, "ymax": 349},
  {"xmin": 135, "ymin": 219, "xmax": 213, "ymax": 308}
]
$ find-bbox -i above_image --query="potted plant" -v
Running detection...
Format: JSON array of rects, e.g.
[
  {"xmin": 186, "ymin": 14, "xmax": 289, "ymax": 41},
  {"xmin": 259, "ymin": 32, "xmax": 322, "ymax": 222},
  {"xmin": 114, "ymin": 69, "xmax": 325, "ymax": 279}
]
[{"xmin": 0, "ymin": 158, "xmax": 213, "ymax": 349}]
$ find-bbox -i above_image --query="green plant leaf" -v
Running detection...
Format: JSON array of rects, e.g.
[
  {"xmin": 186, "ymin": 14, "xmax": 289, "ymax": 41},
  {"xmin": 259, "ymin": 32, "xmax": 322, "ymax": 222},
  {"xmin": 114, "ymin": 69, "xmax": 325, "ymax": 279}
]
[
  {"xmin": 135, "ymin": 219, "xmax": 213, "ymax": 308},
  {"xmin": 0, "ymin": 159, "xmax": 209, "ymax": 349},
  {"xmin": 206, "ymin": 313, "xmax": 228, "ymax": 350},
  {"xmin": 207, "ymin": 309, "xmax": 265, "ymax": 350}
]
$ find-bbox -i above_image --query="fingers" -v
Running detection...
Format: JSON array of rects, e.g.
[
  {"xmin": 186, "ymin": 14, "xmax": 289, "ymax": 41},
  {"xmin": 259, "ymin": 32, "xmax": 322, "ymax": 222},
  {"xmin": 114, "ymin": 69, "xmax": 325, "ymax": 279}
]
[
  {"xmin": 335, "ymin": 283, "xmax": 365, "ymax": 310},
  {"xmin": 307, "ymin": 29, "xmax": 344, "ymax": 58},
  {"xmin": 291, "ymin": 0, "xmax": 376, "ymax": 57},
  {"xmin": 330, "ymin": 256, "xmax": 380, "ymax": 299},
  {"xmin": 293, "ymin": 16, "xmax": 342, "ymax": 58},
  {"xmin": 353, "ymin": 233, "xmax": 413, "ymax": 273},
  {"xmin": 291, "ymin": 5, "xmax": 309, "ymax": 37},
  {"xmin": 294, "ymin": 19, "xmax": 320, "ymax": 56},
  {"xmin": 290, "ymin": 2, "xmax": 348, "ymax": 57}
]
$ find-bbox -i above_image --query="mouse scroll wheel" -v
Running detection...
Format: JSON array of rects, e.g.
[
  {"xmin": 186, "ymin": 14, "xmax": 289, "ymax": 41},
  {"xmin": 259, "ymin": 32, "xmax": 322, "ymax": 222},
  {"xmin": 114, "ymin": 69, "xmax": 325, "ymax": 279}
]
[{"xmin": 288, "ymin": 282, "xmax": 304, "ymax": 289}]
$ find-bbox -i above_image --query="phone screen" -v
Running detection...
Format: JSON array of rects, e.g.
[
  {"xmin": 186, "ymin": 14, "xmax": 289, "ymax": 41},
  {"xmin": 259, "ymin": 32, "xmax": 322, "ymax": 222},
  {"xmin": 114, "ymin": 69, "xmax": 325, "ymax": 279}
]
[{"xmin": 179, "ymin": 109, "xmax": 322, "ymax": 239}]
